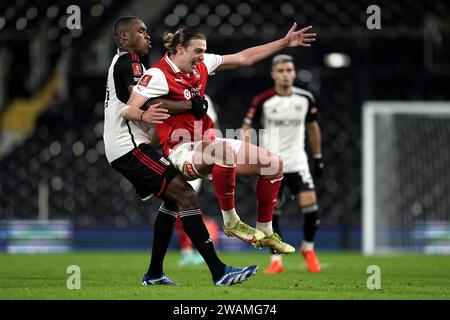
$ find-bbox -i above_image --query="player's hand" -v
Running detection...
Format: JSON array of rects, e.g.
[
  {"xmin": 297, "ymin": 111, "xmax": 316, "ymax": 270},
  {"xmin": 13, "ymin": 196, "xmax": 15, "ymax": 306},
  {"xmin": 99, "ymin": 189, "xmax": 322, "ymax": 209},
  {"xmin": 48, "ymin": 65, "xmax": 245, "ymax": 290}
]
[
  {"xmin": 283, "ymin": 22, "xmax": 316, "ymax": 47},
  {"xmin": 312, "ymin": 155, "xmax": 324, "ymax": 180},
  {"xmin": 190, "ymin": 96, "xmax": 209, "ymax": 119},
  {"xmin": 141, "ymin": 102, "xmax": 170, "ymax": 124}
]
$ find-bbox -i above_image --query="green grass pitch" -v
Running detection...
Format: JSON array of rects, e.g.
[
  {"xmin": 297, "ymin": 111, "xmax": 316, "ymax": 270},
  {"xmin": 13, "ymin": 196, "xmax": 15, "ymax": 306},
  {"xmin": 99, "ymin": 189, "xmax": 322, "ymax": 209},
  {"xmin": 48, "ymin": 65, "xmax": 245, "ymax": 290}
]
[{"xmin": 1, "ymin": 251, "xmax": 449, "ymax": 300}]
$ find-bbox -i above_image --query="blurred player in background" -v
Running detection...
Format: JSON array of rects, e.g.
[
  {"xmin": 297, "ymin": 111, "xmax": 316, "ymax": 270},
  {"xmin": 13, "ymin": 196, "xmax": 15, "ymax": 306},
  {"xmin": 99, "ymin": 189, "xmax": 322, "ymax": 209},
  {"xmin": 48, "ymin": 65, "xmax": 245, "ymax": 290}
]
[
  {"xmin": 105, "ymin": 16, "xmax": 258, "ymax": 286},
  {"xmin": 175, "ymin": 95, "xmax": 219, "ymax": 266},
  {"xmin": 126, "ymin": 24, "xmax": 316, "ymax": 257},
  {"xmin": 242, "ymin": 54, "xmax": 323, "ymax": 273}
]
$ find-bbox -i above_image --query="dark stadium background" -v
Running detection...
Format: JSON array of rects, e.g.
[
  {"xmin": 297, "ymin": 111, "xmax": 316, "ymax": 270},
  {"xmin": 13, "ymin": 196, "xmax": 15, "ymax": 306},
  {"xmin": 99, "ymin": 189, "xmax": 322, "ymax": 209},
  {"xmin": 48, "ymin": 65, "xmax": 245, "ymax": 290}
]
[{"xmin": 0, "ymin": 0, "xmax": 449, "ymax": 252}]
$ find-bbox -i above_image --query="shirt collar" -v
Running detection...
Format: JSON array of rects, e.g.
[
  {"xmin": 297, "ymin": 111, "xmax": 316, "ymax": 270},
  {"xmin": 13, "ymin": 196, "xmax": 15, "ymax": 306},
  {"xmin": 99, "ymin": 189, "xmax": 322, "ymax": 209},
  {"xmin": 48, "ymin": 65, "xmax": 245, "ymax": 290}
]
[{"xmin": 164, "ymin": 52, "xmax": 182, "ymax": 73}]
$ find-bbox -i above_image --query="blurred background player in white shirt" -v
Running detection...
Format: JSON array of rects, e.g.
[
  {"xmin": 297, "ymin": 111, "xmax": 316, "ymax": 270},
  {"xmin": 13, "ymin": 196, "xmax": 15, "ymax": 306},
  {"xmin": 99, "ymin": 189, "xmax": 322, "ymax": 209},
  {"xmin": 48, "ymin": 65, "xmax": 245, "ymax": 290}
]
[{"xmin": 243, "ymin": 54, "xmax": 323, "ymax": 273}]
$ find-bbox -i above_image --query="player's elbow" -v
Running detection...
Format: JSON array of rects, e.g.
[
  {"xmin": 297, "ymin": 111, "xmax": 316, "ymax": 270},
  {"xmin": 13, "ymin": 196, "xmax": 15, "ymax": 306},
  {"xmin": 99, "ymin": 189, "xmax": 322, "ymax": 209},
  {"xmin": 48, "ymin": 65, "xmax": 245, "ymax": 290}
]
[
  {"xmin": 234, "ymin": 53, "xmax": 252, "ymax": 67},
  {"xmin": 240, "ymin": 55, "xmax": 253, "ymax": 67}
]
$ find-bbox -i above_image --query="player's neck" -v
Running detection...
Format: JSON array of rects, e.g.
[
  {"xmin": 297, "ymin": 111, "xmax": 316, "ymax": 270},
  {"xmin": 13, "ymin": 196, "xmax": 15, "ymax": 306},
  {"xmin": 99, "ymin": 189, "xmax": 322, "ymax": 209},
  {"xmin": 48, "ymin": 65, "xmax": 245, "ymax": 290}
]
[
  {"xmin": 274, "ymin": 85, "xmax": 293, "ymax": 96},
  {"xmin": 118, "ymin": 46, "xmax": 133, "ymax": 53}
]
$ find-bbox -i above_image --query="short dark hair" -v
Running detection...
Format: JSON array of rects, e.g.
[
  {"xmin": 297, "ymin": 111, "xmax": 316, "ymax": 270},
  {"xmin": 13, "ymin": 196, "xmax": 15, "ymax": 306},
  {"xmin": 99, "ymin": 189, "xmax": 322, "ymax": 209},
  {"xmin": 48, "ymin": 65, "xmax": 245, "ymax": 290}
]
[{"xmin": 113, "ymin": 16, "xmax": 140, "ymax": 38}]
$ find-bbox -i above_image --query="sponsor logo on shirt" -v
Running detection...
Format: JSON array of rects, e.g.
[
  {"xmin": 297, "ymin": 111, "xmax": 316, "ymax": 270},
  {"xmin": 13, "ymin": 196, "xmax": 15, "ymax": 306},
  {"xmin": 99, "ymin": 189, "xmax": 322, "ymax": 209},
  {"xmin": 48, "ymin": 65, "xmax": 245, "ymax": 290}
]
[{"xmin": 267, "ymin": 119, "xmax": 303, "ymax": 127}]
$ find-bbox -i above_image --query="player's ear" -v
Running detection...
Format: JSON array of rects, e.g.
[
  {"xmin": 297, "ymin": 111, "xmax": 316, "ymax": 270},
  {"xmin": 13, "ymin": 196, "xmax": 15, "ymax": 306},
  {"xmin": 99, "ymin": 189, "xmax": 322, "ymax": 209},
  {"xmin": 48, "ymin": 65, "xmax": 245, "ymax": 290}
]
[
  {"xmin": 120, "ymin": 30, "xmax": 129, "ymax": 43},
  {"xmin": 175, "ymin": 44, "xmax": 184, "ymax": 55}
]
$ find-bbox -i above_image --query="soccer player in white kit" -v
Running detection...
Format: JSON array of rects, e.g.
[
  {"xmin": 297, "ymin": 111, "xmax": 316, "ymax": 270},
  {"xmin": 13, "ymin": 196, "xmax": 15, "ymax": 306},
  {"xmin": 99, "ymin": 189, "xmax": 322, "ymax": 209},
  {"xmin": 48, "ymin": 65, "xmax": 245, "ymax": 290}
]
[{"xmin": 243, "ymin": 54, "xmax": 323, "ymax": 273}]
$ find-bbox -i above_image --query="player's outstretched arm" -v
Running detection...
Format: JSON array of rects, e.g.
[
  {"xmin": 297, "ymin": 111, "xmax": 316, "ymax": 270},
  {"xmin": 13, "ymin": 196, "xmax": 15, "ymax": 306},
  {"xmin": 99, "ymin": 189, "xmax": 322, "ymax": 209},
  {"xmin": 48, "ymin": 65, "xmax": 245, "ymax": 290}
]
[
  {"xmin": 217, "ymin": 22, "xmax": 316, "ymax": 71},
  {"xmin": 122, "ymin": 93, "xmax": 170, "ymax": 124}
]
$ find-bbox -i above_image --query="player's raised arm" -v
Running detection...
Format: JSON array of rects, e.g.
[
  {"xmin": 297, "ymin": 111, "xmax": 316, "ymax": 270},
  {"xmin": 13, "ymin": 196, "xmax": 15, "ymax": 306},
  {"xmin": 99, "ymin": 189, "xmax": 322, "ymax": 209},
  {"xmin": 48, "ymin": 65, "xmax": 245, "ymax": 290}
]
[{"xmin": 217, "ymin": 22, "xmax": 316, "ymax": 71}]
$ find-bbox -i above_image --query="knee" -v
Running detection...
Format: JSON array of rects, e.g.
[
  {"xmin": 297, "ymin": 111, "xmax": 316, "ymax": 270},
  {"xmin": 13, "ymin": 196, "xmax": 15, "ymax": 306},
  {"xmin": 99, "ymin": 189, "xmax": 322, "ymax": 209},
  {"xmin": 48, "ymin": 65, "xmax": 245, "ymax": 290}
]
[{"xmin": 272, "ymin": 154, "xmax": 283, "ymax": 177}]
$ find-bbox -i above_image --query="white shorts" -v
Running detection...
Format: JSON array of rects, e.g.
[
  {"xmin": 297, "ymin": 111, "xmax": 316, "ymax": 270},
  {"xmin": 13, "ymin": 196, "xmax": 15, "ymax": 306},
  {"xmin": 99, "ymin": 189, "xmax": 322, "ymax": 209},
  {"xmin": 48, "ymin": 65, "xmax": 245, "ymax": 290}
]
[{"xmin": 168, "ymin": 138, "xmax": 243, "ymax": 181}]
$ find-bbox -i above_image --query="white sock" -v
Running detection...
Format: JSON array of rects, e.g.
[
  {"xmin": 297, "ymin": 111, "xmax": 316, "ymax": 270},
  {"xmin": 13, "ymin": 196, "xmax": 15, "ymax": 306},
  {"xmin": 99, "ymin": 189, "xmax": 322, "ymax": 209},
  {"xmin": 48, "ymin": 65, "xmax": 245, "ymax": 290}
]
[
  {"xmin": 256, "ymin": 221, "xmax": 273, "ymax": 237},
  {"xmin": 302, "ymin": 240, "xmax": 314, "ymax": 251},
  {"xmin": 222, "ymin": 208, "xmax": 240, "ymax": 228},
  {"xmin": 271, "ymin": 254, "xmax": 282, "ymax": 263}
]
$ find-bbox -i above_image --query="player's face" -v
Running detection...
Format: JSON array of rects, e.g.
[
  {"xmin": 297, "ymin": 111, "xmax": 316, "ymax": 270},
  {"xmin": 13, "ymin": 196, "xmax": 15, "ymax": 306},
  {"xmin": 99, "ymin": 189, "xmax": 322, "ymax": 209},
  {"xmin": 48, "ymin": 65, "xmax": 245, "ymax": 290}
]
[
  {"xmin": 178, "ymin": 38, "xmax": 206, "ymax": 73},
  {"xmin": 271, "ymin": 62, "xmax": 296, "ymax": 88},
  {"xmin": 127, "ymin": 20, "xmax": 151, "ymax": 56}
]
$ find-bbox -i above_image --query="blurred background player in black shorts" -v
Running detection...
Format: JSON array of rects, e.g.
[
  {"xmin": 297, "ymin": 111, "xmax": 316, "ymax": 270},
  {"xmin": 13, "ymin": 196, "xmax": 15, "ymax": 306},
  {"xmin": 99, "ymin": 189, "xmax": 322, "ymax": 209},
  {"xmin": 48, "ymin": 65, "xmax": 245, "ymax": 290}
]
[{"xmin": 243, "ymin": 54, "xmax": 323, "ymax": 273}]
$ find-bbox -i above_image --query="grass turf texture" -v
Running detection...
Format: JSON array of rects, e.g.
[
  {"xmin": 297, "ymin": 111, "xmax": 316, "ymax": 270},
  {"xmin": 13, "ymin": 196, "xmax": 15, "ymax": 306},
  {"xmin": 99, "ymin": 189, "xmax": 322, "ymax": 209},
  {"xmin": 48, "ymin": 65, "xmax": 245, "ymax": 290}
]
[{"xmin": 0, "ymin": 252, "xmax": 449, "ymax": 300}]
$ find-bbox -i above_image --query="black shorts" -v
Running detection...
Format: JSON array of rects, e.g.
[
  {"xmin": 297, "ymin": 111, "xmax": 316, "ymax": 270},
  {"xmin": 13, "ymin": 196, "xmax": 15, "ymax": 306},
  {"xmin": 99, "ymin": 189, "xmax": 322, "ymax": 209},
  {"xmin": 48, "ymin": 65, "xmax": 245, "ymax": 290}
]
[
  {"xmin": 278, "ymin": 170, "xmax": 315, "ymax": 202},
  {"xmin": 111, "ymin": 144, "xmax": 179, "ymax": 200}
]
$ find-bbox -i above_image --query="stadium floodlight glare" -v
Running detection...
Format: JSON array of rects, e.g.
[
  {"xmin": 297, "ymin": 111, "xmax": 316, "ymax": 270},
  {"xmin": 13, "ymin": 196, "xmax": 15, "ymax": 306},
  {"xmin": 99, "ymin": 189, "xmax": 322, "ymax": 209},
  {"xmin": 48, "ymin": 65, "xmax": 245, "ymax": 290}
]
[
  {"xmin": 323, "ymin": 52, "xmax": 350, "ymax": 68},
  {"xmin": 363, "ymin": 102, "xmax": 450, "ymax": 255}
]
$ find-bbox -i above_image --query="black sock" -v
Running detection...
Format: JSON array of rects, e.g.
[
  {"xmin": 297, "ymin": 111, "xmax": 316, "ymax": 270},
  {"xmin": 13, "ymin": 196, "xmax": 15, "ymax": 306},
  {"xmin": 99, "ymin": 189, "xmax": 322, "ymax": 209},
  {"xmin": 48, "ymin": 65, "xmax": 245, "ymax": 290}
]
[
  {"xmin": 180, "ymin": 209, "xmax": 226, "ymax": 280},
  {"xmin": 270, "ymin": 209, "xmax": 282, "ymax": 255},
  {"xmin": 302, "ymin": 204, "xmax": 320, "ymax": 242},
  {"xmin": 147, "ymin": 206, "xmax": 177, "ymax": 277}
]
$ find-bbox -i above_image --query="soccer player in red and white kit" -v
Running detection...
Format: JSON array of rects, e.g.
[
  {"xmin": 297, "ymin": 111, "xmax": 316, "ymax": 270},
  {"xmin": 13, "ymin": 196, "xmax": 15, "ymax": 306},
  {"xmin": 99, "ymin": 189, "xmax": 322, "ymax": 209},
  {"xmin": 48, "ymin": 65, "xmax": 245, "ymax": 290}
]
[
  {"xmin": 125, "ymin": 23, "xmax": 316, "ymax": 254},
  {"xmin": 243, "ymin": 55, "xmax": 323, "ymax": 273}
]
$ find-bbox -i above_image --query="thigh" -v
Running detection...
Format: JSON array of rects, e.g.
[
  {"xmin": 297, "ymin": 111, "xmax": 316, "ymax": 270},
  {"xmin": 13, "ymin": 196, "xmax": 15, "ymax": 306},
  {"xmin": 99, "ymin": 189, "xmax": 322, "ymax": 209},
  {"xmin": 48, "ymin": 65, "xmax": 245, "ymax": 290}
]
[
  {"xmin": 284, "ymin": 169, "xmax": 317, "ymax": 207},
  {"xmin": 168, "ymin": 141, "xmax": 211, "ymax": 180},
  {"xmin": 235, "ymin": 141, "xmax": 280, "ymax": 176},
  {"xmin": 111, "ymin": 144, "xmax": 179, "ymax": 200},
  {"xmin": 161, "ymin": 175, "xmax": 199, "ymax": 210},
  {"xmin": 192, "ymin": 138, "xmax": 240, "ymax": 175}
]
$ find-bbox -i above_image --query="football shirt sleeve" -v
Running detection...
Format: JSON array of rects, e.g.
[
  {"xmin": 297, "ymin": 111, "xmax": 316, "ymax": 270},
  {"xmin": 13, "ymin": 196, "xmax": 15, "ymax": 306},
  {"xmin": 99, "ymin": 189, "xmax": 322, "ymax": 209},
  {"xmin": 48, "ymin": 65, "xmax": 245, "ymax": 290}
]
[
  {"xmin": 132, "ymin": 68, "xmax": 169, "ymax": 100},
  {"xmin": 114, "ymin": 54, "xmax": 136, "ymax": 87},
  {"xmin": 113, "ymin": 54, "xmax": 142, "ymax": 103},
  {"xmin": 244, "ymin": 96, "xmax": 263, "ymax": 126},
  {"xmin": 305, "ymin": 92, "xmax": 319, "ymax": 123},
  {"xmin": 203, "ymin": 53, "xmax": 224, "ymax": 75}
]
